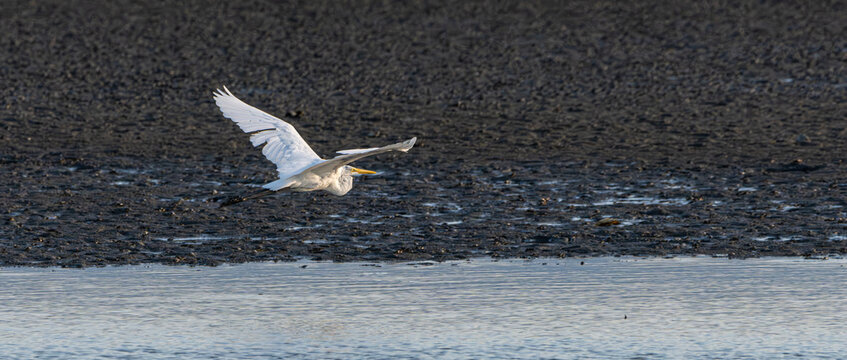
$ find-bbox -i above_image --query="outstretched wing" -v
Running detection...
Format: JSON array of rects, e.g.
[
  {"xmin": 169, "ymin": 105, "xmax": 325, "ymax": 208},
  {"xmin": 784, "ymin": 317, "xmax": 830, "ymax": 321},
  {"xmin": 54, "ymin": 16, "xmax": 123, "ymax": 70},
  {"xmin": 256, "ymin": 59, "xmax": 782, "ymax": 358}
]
[
  {"xmin": 213, "ymin": 86, "xmax": 323, "ymax": 179},
  {"xmin": 306, "ymin": 137, "xmax": 416, "ymax": 177},
  {"xmin": 336, "ymin": 147, "xmax": 381, "ymax": 155}
]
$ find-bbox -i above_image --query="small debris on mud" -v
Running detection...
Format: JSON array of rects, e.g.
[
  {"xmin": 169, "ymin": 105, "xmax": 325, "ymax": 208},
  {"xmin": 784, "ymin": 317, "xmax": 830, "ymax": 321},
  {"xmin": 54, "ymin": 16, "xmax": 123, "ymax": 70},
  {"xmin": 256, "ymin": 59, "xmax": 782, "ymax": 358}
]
[{"xmin": 596, "ymin": 218, "xmax": 622, "ymax": 227}]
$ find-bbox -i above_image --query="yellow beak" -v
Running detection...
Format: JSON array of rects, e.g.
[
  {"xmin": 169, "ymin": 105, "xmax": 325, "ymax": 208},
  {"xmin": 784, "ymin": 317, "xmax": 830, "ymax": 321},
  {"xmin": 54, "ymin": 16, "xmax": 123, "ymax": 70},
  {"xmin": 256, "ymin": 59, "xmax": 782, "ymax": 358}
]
[{"xmin": 351, "ymin": 167, "xmax": 377, "ymax": 175}]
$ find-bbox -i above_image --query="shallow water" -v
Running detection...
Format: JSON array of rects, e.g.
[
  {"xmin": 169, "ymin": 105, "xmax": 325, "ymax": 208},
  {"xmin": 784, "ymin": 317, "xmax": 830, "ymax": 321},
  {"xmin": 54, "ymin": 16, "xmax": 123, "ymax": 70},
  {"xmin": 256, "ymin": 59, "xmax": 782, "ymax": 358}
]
[{"xmin": 1, "ymin": 257, "xmax": 846, "ymax": 359}]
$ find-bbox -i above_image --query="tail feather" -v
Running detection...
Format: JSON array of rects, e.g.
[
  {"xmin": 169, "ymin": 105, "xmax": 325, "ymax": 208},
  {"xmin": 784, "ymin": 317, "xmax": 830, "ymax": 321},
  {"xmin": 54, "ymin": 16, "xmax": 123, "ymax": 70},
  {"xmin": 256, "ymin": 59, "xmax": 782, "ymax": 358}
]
[{"xmin": 263, "ymin": 178, "xmax": 296, "ymax": 191}]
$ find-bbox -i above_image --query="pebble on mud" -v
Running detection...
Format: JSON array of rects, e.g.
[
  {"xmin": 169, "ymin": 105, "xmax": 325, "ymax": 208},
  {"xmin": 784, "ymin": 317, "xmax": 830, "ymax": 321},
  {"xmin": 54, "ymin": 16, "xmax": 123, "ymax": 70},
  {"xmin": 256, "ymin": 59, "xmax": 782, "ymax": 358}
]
[{"xmin": 795, "ymin": 134, "xmax": 813, "ymax": 145}]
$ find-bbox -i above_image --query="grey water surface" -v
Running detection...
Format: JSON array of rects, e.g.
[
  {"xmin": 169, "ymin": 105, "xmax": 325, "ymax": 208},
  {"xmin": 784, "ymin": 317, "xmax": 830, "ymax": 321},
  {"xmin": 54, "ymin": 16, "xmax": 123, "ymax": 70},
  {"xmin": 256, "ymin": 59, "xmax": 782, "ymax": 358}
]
[{"xmin": 1, "ymin": 257, "xmax": 846, "ymax": 359}]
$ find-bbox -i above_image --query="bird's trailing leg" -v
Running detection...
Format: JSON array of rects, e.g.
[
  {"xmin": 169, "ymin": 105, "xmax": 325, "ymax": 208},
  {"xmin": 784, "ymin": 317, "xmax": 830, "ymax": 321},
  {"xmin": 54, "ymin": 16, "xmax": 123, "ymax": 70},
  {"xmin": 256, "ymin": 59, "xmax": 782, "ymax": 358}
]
[{"xmin": 219, "ymin": 189, "xmax": 277, "ymax": 207}]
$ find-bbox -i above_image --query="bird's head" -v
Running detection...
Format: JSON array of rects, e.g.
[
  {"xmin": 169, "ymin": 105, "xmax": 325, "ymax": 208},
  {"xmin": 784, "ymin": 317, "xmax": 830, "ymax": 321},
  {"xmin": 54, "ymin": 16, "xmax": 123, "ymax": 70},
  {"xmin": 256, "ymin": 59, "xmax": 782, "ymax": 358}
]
[{"xmin": 327, "ymin": 166, "xmax": 378, "ymax": 196}]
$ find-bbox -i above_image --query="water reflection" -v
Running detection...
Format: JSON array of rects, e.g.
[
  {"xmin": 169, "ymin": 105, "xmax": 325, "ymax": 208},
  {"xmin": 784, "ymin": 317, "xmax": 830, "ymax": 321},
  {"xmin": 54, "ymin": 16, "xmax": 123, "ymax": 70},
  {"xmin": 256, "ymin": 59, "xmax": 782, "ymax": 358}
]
[{"xmin": 1, "ymin": 257, "xmax": 845, "ymax": 359}]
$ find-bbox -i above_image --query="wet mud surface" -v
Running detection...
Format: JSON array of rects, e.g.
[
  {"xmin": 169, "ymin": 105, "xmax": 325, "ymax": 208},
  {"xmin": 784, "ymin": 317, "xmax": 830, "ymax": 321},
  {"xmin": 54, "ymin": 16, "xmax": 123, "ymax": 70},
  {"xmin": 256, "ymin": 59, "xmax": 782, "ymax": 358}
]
[{"xmin": 1, "ymin": 0, "xmax": 846, "ymax": 266}]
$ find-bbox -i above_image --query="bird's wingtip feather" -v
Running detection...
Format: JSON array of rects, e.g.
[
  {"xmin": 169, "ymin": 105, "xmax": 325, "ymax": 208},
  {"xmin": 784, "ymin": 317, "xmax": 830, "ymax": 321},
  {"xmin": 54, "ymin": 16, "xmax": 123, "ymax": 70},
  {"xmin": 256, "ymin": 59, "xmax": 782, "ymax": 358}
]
[
  {"xmin": 396, "ymin": 137, "xmax": 416, "ymax": 152},
  {"xmin": 212, "ymin": 86, "xmax": 237, "ymax": 101}
]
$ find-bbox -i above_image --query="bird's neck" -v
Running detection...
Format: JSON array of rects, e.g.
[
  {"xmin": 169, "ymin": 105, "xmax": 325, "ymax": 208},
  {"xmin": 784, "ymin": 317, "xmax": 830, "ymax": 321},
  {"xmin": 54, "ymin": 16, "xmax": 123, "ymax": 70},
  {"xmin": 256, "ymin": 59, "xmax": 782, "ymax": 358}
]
[{"xmin": 325, "ymin": 174, "xmax": 353, "ymax": 196}]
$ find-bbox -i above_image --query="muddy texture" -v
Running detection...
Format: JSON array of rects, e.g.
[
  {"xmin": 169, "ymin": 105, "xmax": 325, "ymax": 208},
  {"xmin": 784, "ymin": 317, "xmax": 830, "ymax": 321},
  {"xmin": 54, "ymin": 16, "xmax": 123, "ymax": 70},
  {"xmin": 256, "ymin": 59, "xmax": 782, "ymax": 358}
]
[{"xmin": 1, "ymin": 0, "xmax": 846, "ymax": 267}]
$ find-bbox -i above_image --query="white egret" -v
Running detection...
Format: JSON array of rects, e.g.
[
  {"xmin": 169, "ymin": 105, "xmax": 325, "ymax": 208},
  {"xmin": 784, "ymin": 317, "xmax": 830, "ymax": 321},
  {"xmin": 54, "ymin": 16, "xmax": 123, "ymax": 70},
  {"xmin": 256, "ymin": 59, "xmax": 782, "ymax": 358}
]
[{"xmin": 213, "ymin": 86, "xmax": 416, "ymax": 207}]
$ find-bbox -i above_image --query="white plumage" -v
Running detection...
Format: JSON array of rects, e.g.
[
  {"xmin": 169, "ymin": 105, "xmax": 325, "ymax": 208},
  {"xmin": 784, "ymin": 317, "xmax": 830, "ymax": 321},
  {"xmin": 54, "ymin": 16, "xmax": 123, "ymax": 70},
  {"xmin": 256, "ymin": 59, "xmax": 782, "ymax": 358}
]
[{"xmin": 213, "ymin": 86, "xmax": 416, "ymax": 203}]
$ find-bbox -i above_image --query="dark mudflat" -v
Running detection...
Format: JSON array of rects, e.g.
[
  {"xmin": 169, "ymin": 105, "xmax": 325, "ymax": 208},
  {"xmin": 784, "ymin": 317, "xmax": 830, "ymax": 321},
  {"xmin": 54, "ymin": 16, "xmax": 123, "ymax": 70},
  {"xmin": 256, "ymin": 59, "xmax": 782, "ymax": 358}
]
[{"xmin": 1, "ymin": 0, "xmax": 846, "ymax": 266}]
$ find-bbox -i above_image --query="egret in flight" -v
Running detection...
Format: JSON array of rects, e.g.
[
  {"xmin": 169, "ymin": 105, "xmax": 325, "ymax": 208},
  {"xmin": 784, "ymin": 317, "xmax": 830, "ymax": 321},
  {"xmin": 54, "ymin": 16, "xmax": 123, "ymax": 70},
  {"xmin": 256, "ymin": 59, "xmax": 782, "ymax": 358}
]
[{"xmin": 213, "ymin": 86, "xmax": 416, "ymax": 207}]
